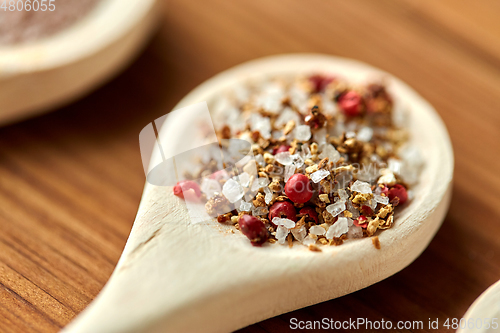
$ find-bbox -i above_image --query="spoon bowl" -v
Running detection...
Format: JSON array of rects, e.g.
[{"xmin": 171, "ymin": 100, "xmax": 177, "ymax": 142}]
[
  {"xmin": 63, "ymin": 54, "xmax": 453, "ymax": 333},
  {"xmin": 0, "ymin": 0, "xmax": 160, "ymax": 125}
]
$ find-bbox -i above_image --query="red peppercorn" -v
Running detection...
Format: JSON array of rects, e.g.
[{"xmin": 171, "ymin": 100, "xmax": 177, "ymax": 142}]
[
  {"xmin": 361, "ymin": 205, "xmax": 373, "ymax": 216},
  {"xmin": 299, "ymin": 206, "xmax": 319, "ymax": 224},
  {"xmin": 209, "ymin": 170, "xmax": 228, "ymax": 181},
  {"xmin": 173, "ymin": 180, "xmax": 201, "ymax": 200},
  {"xmin": 285, "ymin": 174, "xmax": 313, "ymax": 204},
  {"xmin": 273, "ymin": 145, "xmax": 291, "ymax": 155},
  {"xmin": 269, "ymin": 201, "xmax": 297, "ymax": 223},
  {"xmin": 388, "ymin": 184, "xmax": 408, "ymax": 205},
  {"xmin": 353, "ymin": 215, "xmax": 368, "ymax": 228},
  {"xmin": 338, "ymin": 90, "xmax": 364, "ymax": 117},
  {"xmin": 309, "ymin": 74, "xmax": 334, "ymax": 93},
  {"xmin": 239, "ymin": 214, "xmax": 268, "ymax": 246}
]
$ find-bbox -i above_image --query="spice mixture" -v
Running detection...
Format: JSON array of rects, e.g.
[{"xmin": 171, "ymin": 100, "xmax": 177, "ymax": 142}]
[
  {"xmin": 174, "ymin": 74, "xmax": 423, "ymax": 250},
  {"xmin": 0, "ymin": 0, "xmax": 101, "ymax": 45}
]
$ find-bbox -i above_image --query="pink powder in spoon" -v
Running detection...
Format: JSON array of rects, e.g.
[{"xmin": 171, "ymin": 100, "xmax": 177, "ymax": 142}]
[{"xmin": 0, "ymin": 0, "xmax": 101, "ymax": 45}]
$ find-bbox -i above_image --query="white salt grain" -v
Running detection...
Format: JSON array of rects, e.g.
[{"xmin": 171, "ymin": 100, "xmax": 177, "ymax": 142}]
[
  {"xmin": 318, "ymin": 144, "xmax": 340, "ymax": 163},
  {"xmin": 294, "ymin": 125, "xmax": 312, "ymax": 141},
  {"xmin": 250, "ymin": 113, "xmax": 271, "ymax": 139},
  {"xmin": 239, "ymin": 200, "xmax": 253, "ymax": 212},
  {"xmin": 252, "ymin": 206, "xmax": 268, "ymax": 216},
  {"xmin": 374, "ymin": 193, "xmax": 389, "ymax": 205},
  {"xmin": 272, "ymin": 217, "xmax": 296, "ymax": 229},
  {"xmin": 347, "ymin": 225, "xmax": 363, "ymax": 239},
  {"xmin": 238, "ymin": 172, "xmax": 250, "ymax": 187},
  {"xmin": 309, "ymin": 225, "xmax": 326, "ymax": 236},
  {"xmin": 357, "ymin": 127, "xmax": 373, "ymax": 142},
  {"xmin": 325, "ymin": 217, "xmax": 349, "ymax": 239},
  {"xmin": 338, "ymin": 189, "xmax": 349, "ymax": 201},
  {"xmin": 275, "ymin": 152, "xmax": 294, "ymax": 165},
  {"xmin": 222, "ymin": 179, "xmax": 245, "ymax": 203},
  {"xmin": 351, "ymin": 180, "xmax": 372, "ymax": 194},
  {"xmin": 264, "ymin": 187, "xmax": 273, "ymax": 204},
  {"xmin": 276, "ymin": 225, "xmax": 289, "ymax": 244},
  {"xmin": 326, "ymin": 201, "xmax": 346, "ymax": 217},
  {"xmin": 291, "ymin": 225, "xmax": 307, "ymax": 242},
  {"xmin": 284, "ymin": 164, "xmax": 296, "ymax": 182},
  {"xmin": 346, "ymin": 200, "xmax": 360, "ymax": 219},
  {"xmin": 311, "ymin": 169, "xmax": 330, "ymax": 183},
  {"xmin": 313, "ymin": 127, "xmax": 327, "ymax": 145},
  {"xmin": 251, "ymin": 177, "xmax": 270, "ymax": 191},
  {"xmin": 302, "ymin": 234, "xmax": 317, "ymax": 246}
]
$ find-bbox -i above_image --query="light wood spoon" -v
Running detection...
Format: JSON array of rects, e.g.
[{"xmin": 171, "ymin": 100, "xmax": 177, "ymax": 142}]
[
  {"xmin": 0, "ymin": 0, "xmax": 160, "ymax": 125},
  {"xmin": 62, "ymin": 54, "xmax": 454, "ymax": 333},
  {"xmin": 457, "ymin": 280, "xmax": 500, "ymax": 333}
]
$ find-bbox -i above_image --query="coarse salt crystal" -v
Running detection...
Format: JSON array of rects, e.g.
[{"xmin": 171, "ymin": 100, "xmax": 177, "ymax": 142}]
[
  {"xmin": 252, "ymin": 206, "xmax": 268, "ymax": 216},
  {"xmin": 255, "ymin": 154, "xmax": 265, "ymax": 166},
  {"xmin": 284, "ymin": 164, "xmax": 296, "ymax": 182},
  {"xmin": 250, "ymin": 113, "xmax": 271, "ymax": 139},
  {"xmin": 367, "ymin": 198, "xmax": 377, "ymax": 210},
  {"xmin": 222, "ymin": 178, "xmax": 245, "ymax": 203},
  {"xmin": 251, "ymin": 177, "xmax": 270, "ymax": 191},
  {"xmin": 272, "ymin": 217, "xmax": 296, "ymax": 229},
  {"xmin": 291, "ymin": 154, "xmax": 304, "ymax": 168},
  {"xmin": 347, "ymin": 225, "xmax": 363, "ymax": 239},
  {"xmin": 302, "ymin": 234, "xmax": 317, "ymax": 246},
  {"xmin": 239, "ymin": 200, "xmax": 253, "ymax": 212},
  {"xmin": 357, "ymin": 127, "xmax": 373, "ymax": 142},
  {"xmin": 351, "ymin": 180, "xmax": 372, "ymax": 194},
  {"xmin": 238, "ymin": 172, "xmax": 250, "ymax": 187},
  {"xmin": 294, "ymin": 125, "xmax": 312, "ymax": 141},
  {"xmin": 318, "ymin": 144, "xmax": 340, "ymax": 163},
  {"xmin": 275, "ymin": 151, "xmax": 294, "ymax": 165},
  {"xmin": 291, "ymin": 225, "xmax": 307, "ymax": 242},
  {"xmin": 310, "ymin": 169, "xmax": 330, "ymax": 183},
  {"xmin": 338, "ymin": 188, "xmax": 349, "ymax": 201},
  {"xmin": 264, "ymin": 187, "xmax": 273, "ymax": 204},
  {"xmin": 300, "ymin": 144, "xmax": 312, "ymax": 159},
  {"xmin": 276, "ymin": 225, "xmax": 289, "ymax": 244},
  {"xmin": 309, "ymin": 225, "xmax": 326, "ymax": 236},
  {"xmin": 325, "ymin": 217, "xmax": 349, "ymax": 239},
  {"xmin": 326, "ymin": 201, "xmax": 346, "ymax": 217},
  {"xmin": 346, "ymin": 200, "xmax": 360, "ymax": 219},
  {"xmin": 275, "ymin": 107, "xmax": 301, "ymax": 128},
  {"xmin": 313, "ymin": 127, "xmax": 327, "ymax": 145},
  {"xmin": 373, "ymin": 193, "xmax": 389, "ymax": 205}
]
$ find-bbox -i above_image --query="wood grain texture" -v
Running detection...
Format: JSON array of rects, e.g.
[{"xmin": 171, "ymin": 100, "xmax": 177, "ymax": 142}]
[{"xmin": 0, "ymin": 0, "xmax": 499, "ymax": 332}]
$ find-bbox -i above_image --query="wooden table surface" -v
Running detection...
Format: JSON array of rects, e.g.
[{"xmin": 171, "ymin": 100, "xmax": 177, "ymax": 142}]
[{"xmin": 1, "ymin": 0, "xmax": 500, "ymax": 332}]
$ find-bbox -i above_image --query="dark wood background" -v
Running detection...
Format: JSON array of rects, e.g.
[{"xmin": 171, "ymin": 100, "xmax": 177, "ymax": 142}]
[{"xmin": 1, "ymin": 0, "xmax": 499, "ymax": 332}]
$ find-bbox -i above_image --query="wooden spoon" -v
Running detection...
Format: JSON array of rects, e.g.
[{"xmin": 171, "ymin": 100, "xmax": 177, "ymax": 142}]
[
  {"xmin": 0, "ymin": 0, "xmax": 161, "ymax": 125},
  {"xmin": 457, "ymin": 280, "xmax": 500, "ymax": 333},
  {"xmin": 62, "ymin": 54, "xmax": 454, "ymax": 333}
]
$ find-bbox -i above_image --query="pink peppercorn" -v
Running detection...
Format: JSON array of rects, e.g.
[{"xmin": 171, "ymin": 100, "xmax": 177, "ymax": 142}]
[
  {"xmin": 361, "ymin": 205, "xmax": 373, "ymax": 216},
  {"xmin": 273, "ymin": 145, "xmax": 291, "ymax": 155},
  {"xmin": 269, "ymin": 201, "xmax": 297, "ymax": 223},
  {"xmin": 338, "ymin": 90, "xmax": 364, "ymax": 117},
  {"xmin": 353, "ymin": 215, "xmax": 368, "ymax": 228},
  {"xmin": 388, "ymin": 184, "xmax": 408, "ymax": 205},
  {"xmin": 299, "ymin": 206, "xmax": 319, "ymax": 224},
  {"xmin": 309, "ymin": 74, "xmax": 334, "ymax": 93},
  {"xmin": 285, "ymin": 174, "xmax": 313, "ymax": 204},
  {"xmin": 173, "ymin": 180, "xmax": 201, "ymax": 200},
  {"xmin": 239, "ymin": 215, "xmax": 268, "ymax": 246}
]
